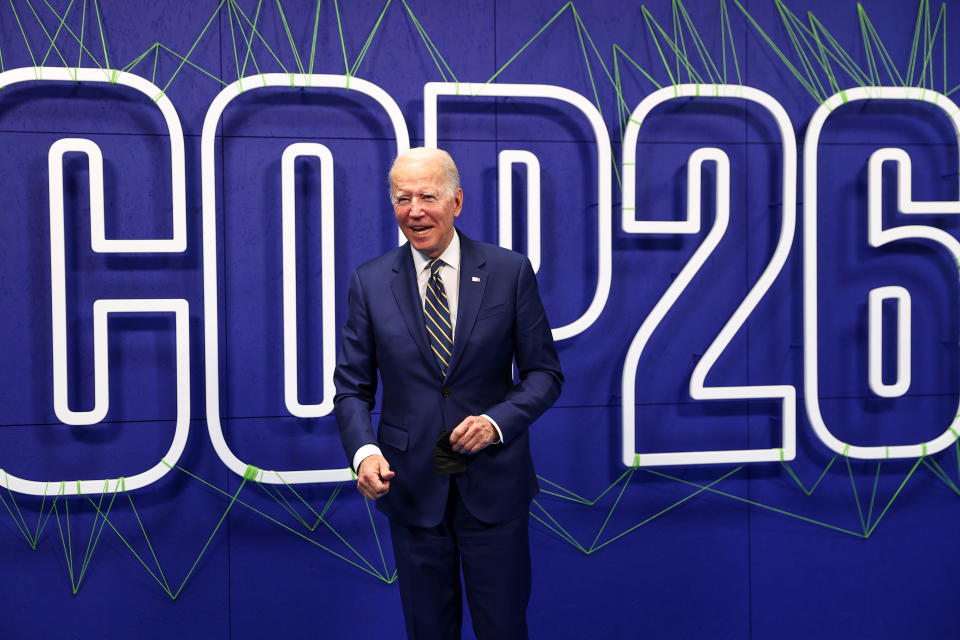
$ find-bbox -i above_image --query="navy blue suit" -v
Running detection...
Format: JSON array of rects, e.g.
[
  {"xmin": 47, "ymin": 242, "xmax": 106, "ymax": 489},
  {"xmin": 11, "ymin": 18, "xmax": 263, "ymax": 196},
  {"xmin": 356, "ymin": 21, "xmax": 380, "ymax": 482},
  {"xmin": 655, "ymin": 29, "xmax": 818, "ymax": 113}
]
[{"xmin": 334, "ymin": 231, "xmax": 562, "ymax": 638}]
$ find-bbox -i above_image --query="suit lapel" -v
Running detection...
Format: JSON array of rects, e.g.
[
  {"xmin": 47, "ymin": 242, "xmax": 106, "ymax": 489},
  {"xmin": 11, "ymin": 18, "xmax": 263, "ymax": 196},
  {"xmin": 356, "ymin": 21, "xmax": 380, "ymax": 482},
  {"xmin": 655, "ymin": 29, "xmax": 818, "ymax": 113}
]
[
  {"xmin": 448, "ymin": 233, "xmax": 486, "ymax": 378},
  {"xmin": 390, "ymin": 245, "xmax": 437, "ymax": 373}
]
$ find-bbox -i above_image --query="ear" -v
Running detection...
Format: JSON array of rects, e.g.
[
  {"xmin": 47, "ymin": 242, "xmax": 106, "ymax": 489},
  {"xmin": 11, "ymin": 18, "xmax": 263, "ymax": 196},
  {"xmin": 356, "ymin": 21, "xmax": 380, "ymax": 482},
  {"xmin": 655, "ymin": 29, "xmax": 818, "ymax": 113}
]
[{"xmin": 453, "ymin": 187, "xmax": 464, "ymax": 217}]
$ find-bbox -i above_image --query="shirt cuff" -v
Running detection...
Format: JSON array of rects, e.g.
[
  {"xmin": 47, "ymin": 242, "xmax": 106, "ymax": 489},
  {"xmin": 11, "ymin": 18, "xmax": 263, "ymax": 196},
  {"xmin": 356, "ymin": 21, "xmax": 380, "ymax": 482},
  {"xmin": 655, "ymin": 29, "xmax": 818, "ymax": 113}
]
[
  {"xmin": 481, "ymin": 414, "xmax": 503, "ymax": 444},
  {"xmin": 353, "ymin": 444, "xmax": 383, "ymax": 473}
]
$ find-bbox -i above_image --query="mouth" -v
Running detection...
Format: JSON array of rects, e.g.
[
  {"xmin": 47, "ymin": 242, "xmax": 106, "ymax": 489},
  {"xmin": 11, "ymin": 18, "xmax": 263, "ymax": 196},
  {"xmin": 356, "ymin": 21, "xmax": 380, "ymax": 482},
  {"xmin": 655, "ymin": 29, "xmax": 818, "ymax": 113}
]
[{"xmin": 409, "ymin": 225, "xmax": 433, "ymax": 236}]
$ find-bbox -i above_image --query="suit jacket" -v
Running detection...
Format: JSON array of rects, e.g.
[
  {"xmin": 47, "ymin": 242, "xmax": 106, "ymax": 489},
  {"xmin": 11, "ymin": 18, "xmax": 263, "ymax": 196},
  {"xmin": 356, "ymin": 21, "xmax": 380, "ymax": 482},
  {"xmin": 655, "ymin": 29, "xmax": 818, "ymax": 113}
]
[{"xmin": 334, "ymin": 231, "xmax": 563, "ymax": 527}]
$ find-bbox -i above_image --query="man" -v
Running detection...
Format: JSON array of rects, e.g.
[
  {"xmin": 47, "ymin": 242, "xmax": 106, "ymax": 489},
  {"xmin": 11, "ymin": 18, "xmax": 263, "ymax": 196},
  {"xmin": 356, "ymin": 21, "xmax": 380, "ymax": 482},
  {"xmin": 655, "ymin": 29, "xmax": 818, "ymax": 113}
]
[{"xmin": 333, "ymin": 147, "xmax": 563, "ymax": 640}]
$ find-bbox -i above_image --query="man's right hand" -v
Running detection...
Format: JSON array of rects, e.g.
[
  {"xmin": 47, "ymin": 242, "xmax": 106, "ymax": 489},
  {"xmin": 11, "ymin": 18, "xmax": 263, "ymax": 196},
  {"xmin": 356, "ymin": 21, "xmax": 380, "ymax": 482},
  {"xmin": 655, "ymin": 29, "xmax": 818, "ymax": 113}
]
[{"xmin": 356, "ymin": 454, "xmax": 395, "ymax": 501}]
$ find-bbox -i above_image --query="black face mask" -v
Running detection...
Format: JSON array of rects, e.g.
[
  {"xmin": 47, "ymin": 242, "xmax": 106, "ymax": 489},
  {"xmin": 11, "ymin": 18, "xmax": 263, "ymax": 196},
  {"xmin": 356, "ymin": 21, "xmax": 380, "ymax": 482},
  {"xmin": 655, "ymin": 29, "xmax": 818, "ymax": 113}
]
[{"xmin": 433, "ymin": 430, "xmax": 467, "ymax": 475}]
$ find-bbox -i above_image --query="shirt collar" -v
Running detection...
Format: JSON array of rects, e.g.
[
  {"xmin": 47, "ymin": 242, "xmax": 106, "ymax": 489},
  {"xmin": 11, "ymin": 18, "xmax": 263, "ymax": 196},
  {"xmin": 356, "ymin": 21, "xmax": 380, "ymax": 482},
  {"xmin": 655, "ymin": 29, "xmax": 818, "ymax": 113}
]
[{"xmin": 410, "ymin": 230, "xmax": 461, "ymax": 274}]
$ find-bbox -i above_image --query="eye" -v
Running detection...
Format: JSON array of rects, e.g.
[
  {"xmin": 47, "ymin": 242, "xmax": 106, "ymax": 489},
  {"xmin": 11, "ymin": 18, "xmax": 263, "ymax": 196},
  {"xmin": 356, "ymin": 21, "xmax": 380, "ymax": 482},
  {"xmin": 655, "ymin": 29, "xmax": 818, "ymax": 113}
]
[
  {"xmin": 422, "ymin": 194, "xmax": 437, "ymax": 202},
  {"xmin": 395, "ymin": 196, "xmax": 410, "ymax": 204}
]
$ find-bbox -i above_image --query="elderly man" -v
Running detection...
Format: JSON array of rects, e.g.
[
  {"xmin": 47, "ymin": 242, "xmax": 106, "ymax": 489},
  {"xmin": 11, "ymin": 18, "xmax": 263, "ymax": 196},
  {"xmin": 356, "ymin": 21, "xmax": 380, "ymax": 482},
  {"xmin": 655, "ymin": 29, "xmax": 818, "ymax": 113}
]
[{"xmin": 334, "ymin": 147, "xmax": 562, "ymax": 640}]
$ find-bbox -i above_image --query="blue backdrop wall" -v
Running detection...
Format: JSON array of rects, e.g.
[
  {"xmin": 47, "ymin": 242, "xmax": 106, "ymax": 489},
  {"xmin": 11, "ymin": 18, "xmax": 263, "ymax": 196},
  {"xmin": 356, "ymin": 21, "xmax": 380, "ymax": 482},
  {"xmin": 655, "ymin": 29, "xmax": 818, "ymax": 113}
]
[{"xmin": 1, "ymin": 1, "xmax": 958, "ymax": 638}]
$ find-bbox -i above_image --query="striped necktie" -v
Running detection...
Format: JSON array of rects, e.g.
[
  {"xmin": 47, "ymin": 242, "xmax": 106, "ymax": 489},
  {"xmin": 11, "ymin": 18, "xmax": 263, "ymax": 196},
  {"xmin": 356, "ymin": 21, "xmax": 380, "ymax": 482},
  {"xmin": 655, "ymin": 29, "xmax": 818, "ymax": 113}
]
[{"xmin": 423, "ymin": 259, "xmax": 453, "ymax": 376}]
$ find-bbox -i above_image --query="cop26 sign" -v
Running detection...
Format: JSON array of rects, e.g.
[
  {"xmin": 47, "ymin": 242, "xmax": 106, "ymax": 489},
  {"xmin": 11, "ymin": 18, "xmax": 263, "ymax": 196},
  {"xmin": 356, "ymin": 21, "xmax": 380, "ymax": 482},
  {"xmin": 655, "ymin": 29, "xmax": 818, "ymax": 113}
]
[{"xmin": 4, "ymin": 66, "xmax": 958, "ymax": 496}]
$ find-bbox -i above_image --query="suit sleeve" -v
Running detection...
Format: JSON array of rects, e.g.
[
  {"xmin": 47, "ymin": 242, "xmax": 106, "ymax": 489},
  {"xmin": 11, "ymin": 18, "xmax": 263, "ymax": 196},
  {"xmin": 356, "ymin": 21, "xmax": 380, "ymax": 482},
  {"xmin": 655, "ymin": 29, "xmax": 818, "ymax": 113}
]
[
  {"xmin": 482, "ymin": 257, "xmax": 563, "ymax": 443},
  {"xmin": 333, "ymin": 269, "xmax": 379, "ymax": 464}
]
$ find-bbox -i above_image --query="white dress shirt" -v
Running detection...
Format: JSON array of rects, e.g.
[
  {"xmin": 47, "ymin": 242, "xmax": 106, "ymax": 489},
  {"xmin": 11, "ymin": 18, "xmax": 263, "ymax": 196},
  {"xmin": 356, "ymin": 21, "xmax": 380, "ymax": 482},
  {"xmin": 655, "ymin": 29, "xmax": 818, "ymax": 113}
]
[{"xmin": 352, "ymin": 232, "xmax": 503, "ymax": 472}]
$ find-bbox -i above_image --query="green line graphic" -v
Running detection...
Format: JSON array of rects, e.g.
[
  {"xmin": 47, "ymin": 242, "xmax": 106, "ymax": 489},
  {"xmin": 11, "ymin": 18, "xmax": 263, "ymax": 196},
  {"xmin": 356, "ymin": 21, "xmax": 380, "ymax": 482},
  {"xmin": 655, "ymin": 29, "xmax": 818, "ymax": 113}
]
[{"xmin": 1, "ymin": 0, "xmax": 959, "ymax": 596}]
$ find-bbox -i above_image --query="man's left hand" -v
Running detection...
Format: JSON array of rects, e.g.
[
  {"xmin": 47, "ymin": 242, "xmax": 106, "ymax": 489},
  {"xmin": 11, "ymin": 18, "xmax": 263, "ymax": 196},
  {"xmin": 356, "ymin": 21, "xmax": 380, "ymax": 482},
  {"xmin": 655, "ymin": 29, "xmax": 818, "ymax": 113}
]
[{"xmin": 449, "ymin": 415, "xmax": 497, "ymax": 454}]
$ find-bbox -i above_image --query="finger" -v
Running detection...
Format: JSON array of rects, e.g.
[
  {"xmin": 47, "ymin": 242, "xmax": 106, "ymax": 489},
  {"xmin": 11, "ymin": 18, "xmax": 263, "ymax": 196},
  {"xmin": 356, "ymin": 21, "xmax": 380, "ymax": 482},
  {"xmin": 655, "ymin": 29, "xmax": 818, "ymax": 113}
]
[
  {"xmin": 449, "ymin": 422, "xmax": 467, "ymax": 444},
  {"xmin": 378, "ymin": 459, "xmax": 396, "ymax": 480},
  {"xmin": 359, "ymin": 470, "xmax": 386, "ymax": 493},
  {"xmin": 467, "ymin": 422, "xmax": 495, "ymax": 453},
  {"xmin": 357, "ymin": 481, "xmax": 377, "ymax": 501},
  {"xmin": 462, "ymin": 433, "xmax": 487, "ymax": 454},
  {"xmin": 456, "ymin": 423, "xmax": 486, "ymax": 453},
  {"xmin": 359, "ymin": 477, "xmax": 388, "ymax": 500},
  {"xmin": 453, "ymin": 417, "xmax": 483, "ymax": 449}
]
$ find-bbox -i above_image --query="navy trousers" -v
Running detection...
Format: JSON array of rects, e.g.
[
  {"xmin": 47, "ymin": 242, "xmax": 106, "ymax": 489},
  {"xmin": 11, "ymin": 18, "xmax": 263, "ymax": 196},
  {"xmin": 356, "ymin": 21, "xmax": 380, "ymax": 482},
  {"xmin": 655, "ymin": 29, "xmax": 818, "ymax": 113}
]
[{"xmin": 388, "ymin": 482, "xmax": 531, "ymax": 640}]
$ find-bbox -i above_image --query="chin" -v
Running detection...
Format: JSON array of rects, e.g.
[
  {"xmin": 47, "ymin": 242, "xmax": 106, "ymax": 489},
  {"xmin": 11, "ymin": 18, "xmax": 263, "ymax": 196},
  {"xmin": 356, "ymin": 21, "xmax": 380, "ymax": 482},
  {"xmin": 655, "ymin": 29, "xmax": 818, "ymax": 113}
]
[{"xmin": 411, "ymin": 238, "xmax": 437, "ymax": 254}]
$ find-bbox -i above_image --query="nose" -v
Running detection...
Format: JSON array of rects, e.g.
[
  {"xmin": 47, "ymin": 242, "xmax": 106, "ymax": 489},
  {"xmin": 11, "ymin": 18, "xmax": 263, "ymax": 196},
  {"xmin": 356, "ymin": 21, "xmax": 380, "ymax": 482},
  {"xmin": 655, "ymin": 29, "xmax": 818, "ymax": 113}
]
[{"xmin": 408, "ymin": 200, "xmax": 426, "ymax": 217}]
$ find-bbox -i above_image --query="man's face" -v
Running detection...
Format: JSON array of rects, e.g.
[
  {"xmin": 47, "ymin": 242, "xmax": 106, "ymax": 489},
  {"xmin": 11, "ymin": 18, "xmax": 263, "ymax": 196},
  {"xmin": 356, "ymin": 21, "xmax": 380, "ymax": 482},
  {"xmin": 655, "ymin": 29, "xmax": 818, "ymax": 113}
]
[{"xmin": 391, "ymin": 158, "xmax": 463, "ymax": 259}]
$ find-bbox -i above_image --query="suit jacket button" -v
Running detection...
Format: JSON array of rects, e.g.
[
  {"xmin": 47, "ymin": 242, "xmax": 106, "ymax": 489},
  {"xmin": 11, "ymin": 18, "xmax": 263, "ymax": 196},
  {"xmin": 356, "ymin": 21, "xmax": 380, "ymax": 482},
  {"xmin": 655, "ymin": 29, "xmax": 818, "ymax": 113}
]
[{"xmin": 442, "ymin": 387, "xmax": 452, "ymax": 398}]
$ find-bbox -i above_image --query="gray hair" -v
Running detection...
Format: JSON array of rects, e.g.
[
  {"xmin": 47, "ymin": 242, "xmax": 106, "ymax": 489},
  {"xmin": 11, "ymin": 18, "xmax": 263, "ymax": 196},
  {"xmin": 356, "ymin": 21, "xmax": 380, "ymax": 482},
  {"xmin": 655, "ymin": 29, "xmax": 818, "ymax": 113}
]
[{"xmin": 388, "ymin": 147, "xmax": 461, "ymax": 198}]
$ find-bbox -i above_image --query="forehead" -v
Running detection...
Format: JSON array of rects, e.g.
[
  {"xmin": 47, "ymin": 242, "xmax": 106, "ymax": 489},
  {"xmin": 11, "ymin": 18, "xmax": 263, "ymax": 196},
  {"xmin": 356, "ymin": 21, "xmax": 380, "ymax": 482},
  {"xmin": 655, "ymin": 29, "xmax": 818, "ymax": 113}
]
[{"xmin": 390, "ymin": 158, "xmax": 446, "ymax": 191}]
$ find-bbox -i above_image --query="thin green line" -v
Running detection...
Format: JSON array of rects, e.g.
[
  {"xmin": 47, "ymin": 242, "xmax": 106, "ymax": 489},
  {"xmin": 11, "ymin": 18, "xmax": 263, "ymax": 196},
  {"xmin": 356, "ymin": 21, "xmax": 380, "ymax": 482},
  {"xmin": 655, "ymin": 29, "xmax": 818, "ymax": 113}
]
[
  {"xmin": 780, "ymin": 456, "xmax": 838, "ymax": 496},
  {"xmin": 170, "ymin": 476, "xmax": 248, "ymax": 599},
  {"xmin": 905, "ymin": 0, "xmax": 925, "ymax": 85},
  {"xmin": 777, "ymin": 0, "xmax": 827, "ymax": 100},
  {"xmin": 721, "ymin": 0, "xmax": 742, "ymax": 85},
  {"xmin": 645, "ymin": 468, "xmax": 866, "ymax": 538},
  {"xmin": 845, "ymin": 455, "xmax": 868, "ymax": 534},
  {"xmin": 955, "ymin": 437, "xmax": 960, "ymax": 485},
  {"xmin": 231, "ymin": 0, "xmax": 267, "ymax": 79},
  {"xmin": 76, "ymin": 485, "xmax": 119, "ymax": 589},
  {"xmin": 40, "ymin": 0, "xmax": 103, "ymax": 70},
  {"xmin": 274, "ymin": 473, "xmax": 382, "ymax": 574},
  {"xmin": 587, "ymin": 467, "xmax": 637, "ymax": 552},
  {"xmin": 30, "ymin": 0, "xmax": 73, "ymax": 68},
  {"xmin": 32, "ymin": 488, "xmax": 63, "ymax": 550},
  {"xmin": 592, "ymin": 466, "xmax": 743, "ymax": 552},
  {"xmin": 539, "ymin": 467, "xmax": 638, "ymax": 508},
  {"xmin": 76, "ymin": 0, "xmax": 85, "ymax": 67},
  {"xmin": 363, "ymin": 496, "xmax": 389, "ymax": 578},
  {"xmin": 171, "ymin": 465, "xmax": 387, "ymax": 581},
  {"xmin": 612, "ymin": 43, "xmax": 664, "ymax": 91},
  {"xmin": 226, "ymin": 0, "xmax": 242, "ymax": 84},
  {"xmin": 126, "ymin": 492, "xmax": 172, "ymax": 594},
  {"xmin": 671, "ymin": 0, "xmax": 684, "ymax": 82},
  {"xmin": 483, "ymin": 1, "xmax": 570, "ymax": 88},
  {"xmin": 0, "ymin": 490, "xmax": 32, "ymax": 544},
  {"xmin": 92, "ymin": 0, "xmax": 111, "ymax": 77},
  {"xmin": 572, "ymin": 10, "xmax": 602, "ymax": 125},
  {"xmin": 805, "ymin": 13, "xmax": 870, "ymax": 87},
  {"xmin": 806, "ymin": 11, "xmax": 840, "ymax": 94},
  {"xmin": 856, "ymin": 3, "xmax": 880, "ymax": 86},
  {"xmin": 257, "ymin": 482, "xmax": 312, "ymax": 529},
  {"xmin": 923, "ymin": 458, "xmax": 960, "ymax": 496},
  {"xmin": 530, "ymin": 498, "xmax": 587, "ymax": 553},
  {"xmin": 333, "ymin": 0, "xmax": 350, "ymax": 77},
  {"xmin": 119, "ymin": 43, "xmax": 155, "ymax": 73},
  {"xmin": 318, "ymin": 483, "xmax": 342, "ymax": 521},
  {"xmin": 571, "ymin": 7, "xmax": 622, "ymax": 92},
  {"xmin": 86, "ymin": 498, "xmax": 174, "ymax": 597},
  {"xmin": 150, "ymin": 43, "xmax": 159, "ymax": 83},
  {"xmin": 859, "ymin": 6, "xmax": 905, "ymax": 86},
  {"xmin": 731, "ymin": 0, "xmax": 819, "ymax": 99},
  {"xmin": 641, "ymin": 6, "xmax": 699, "ymax": 86},
  {"xmin": 9, "ymin": 0, "xmax": 39, "ymax": 68},
  {"xmin": 400, "ymin": 0, "xmax": 456, "ymax": 83},
  {"xmin": 530, "ymin": 510, "xmax": 584, "ymax": 553},
  {"xmin": 52, "ymin": 500, "xmax": 76, "ymax": 591},
  {"xmin": 864, "ymin": 461, "xmax": 882, "ymax": 531},
  {"xmin": 536, "ymin": 475, "xmax": 592, "ymax": 505},
  {"xmin": 158, "ymin": 0, "xmax": 227, "ymax": 98},
  {"xmin": 274, "ymin": 0, "xmax": 305, "ymax": 75},
  {"xmin": 306, "ymin": 0, "xmax": 322, "ymax": 76},
  {"xmin": 350, "ymin": 0, "xmax": 392, "ymax": 77},
  {"xmin": 676, "ymin": 0, "xmax": 721, "ymax": 83},
  {"xmin": 230, "ymin": 0, "xmax": 285, "ymax": 76},
  {"xmin": 865, "ymin": 457, "xmax": 923, "ymax": 538},
  {"xmin": 262, "ymin": 476, "xmax": 315, "ymax": 527},
  {"xmin": 917, "ymin": 1, "xmax": 945, "ymax": 91},
  {"xmin": 156, "ymin": 44, "xmax": 227, "ymax": 86}
]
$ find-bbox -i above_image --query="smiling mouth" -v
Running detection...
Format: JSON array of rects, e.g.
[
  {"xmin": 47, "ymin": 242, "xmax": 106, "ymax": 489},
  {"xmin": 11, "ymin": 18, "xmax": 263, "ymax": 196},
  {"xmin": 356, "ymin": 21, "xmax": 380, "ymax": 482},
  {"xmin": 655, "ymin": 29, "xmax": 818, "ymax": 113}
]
[{"xmin": 410, "ymin": 225, "xmax": 433, "ymax": 234}]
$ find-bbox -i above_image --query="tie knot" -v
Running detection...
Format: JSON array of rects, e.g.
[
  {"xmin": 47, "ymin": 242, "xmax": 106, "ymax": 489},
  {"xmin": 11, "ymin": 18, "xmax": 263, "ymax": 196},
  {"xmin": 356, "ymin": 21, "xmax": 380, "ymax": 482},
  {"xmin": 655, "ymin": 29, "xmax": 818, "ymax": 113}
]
[{"xmin": 429, "ymin": 259, "xmax": 444, "ymax": 277}]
